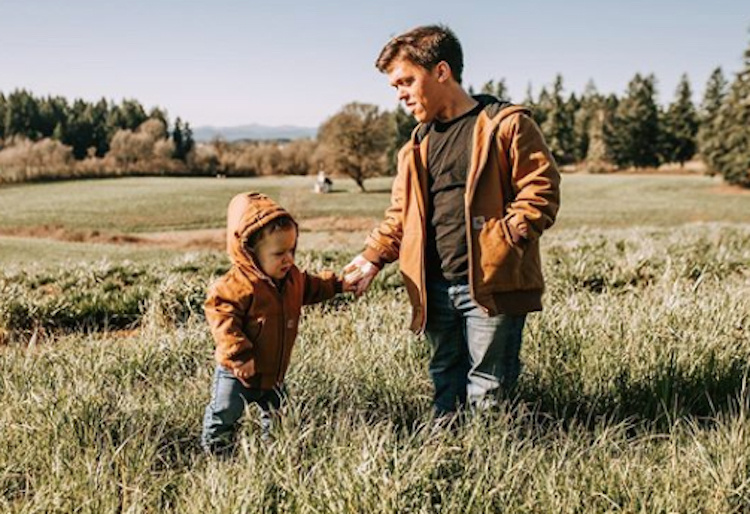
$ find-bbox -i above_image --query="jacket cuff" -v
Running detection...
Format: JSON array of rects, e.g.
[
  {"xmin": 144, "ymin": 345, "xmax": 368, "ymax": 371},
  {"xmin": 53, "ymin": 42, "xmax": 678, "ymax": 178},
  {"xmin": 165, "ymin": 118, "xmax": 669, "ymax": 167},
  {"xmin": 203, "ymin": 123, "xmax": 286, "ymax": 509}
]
[{"xmin": 362, "ymin": 247, "xmax": 386, "ymax": 269}]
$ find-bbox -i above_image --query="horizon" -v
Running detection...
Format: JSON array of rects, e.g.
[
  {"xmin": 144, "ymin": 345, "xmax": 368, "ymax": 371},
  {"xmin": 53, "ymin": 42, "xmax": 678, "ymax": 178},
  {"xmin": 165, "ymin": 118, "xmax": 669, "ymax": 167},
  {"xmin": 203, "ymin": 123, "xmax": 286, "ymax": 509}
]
[{"xmin": 1, "ymin": 0, "xmax": 748, "ymax": 128}]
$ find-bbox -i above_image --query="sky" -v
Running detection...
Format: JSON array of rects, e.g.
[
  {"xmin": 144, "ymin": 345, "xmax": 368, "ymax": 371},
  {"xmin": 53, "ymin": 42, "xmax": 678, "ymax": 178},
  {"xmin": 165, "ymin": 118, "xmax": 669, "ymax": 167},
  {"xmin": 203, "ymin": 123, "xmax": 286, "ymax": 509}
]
[{"xmin": 0, "ymin": 0, "xmax": 748, "ymax": 128}]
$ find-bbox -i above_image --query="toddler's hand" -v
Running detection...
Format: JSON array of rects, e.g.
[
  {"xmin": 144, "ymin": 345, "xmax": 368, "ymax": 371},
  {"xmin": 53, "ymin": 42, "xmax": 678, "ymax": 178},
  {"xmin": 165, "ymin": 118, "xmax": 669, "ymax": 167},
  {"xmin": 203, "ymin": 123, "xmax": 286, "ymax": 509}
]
[{"xmin": 231, "ymin": 358, "xmax": 256, "ymax": 387}]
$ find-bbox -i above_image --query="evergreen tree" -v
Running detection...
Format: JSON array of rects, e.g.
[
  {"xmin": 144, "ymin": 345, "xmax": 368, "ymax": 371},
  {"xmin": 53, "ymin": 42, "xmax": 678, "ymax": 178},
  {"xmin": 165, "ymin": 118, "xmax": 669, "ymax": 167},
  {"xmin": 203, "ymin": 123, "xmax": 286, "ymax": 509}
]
[
  {"xmin": 149, "ymin": 107, "xmax": 169, "ymax": 128},
  {"xmin": 495, "ymin": 78, "xmax": 510, "ymax": 101},
  {"xmin": 524, "ymin": 83, "xmax": 537, "ymax": 116},
  {"xmin": 38, "ymin": 95, "xmax": 69, "ymax": 139},
  {"xmin": 660, "ymin": 74, "xmax": 698, "ymax": 166},
  {"xmin": 480, "ymin": 78, "xmax": 510, "ymax": 100},
  {"xmin": 572, "ymin": 80, "xmax": 601, "ymax": 162},
  {"xmin": 540, "ymin": 75, "xmax": 575, "ymax": 164},
  {"xmin": 480, "ymin": 79, "xmax": 496, "ymax": 96},
  {"xmin": 607, "ymin": 73, "xmax": 660, "ymax": 168},
  {"xmin": 534, "ymin": 86, "xmax": 552, "ymax": 127},
  {"xmin": 585, "ymin": 93, "xmax": 618, "ymax": 172},
  {"xmin": 697, "ymin": 67, "xmax": 728, "ymax": 174},
  {"xmin": 107, "ymin": 99, "xmax": 148, "ymax": 137},
  {"xmin": 171, "ymin": 117, "xmax": 195, "ymax": 162},
  {"xmin": 4, "ymin": 89, "xmax": 42, "ymax": 139},
  {"xmin": 172, "ymin": 118, "xmax": 184, "ymax": 159},
  {"xmin": 90, "ymin": 99, "xmax": 111, "ymax": 156},
  {"xmin": 714, "ymin": 37, "xmax": 750, "ymax": 187},
  {"xmin": 63, "ymin": 99, "xmax": 96, "ymax": 159}
]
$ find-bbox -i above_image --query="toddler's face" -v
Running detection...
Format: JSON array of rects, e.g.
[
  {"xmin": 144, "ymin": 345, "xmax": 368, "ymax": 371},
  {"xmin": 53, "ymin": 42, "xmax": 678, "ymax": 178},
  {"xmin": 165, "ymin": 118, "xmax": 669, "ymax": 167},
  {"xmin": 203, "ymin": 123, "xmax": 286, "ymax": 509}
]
[{"xmin": 255, "ymin": 227, "xmax": 297, "ymax": 280}]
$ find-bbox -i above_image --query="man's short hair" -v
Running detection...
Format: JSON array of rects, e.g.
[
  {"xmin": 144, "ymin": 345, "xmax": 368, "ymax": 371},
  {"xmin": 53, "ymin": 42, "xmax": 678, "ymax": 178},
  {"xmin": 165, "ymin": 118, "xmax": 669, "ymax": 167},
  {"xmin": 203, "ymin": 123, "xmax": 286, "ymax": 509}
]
[{"xmin": 375, "ymin": 24, "xmax": 464, "ymax": 84}]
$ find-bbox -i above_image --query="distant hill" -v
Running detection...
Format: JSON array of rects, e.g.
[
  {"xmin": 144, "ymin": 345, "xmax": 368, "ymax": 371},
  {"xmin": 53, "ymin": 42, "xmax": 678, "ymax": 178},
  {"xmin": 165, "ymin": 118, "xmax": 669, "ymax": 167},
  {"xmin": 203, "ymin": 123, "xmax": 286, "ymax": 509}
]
[{"xmin": 192, "ymin": 123, "xmax": 318, "ymax": 142}]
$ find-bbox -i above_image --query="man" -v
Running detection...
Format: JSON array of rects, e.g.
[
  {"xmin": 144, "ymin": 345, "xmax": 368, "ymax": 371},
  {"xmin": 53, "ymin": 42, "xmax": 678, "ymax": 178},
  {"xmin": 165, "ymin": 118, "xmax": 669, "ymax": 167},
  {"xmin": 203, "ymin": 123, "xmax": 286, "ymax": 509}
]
[{"xmin": 345, "ymin": 25, "xmax": 560, "ymax": 417}]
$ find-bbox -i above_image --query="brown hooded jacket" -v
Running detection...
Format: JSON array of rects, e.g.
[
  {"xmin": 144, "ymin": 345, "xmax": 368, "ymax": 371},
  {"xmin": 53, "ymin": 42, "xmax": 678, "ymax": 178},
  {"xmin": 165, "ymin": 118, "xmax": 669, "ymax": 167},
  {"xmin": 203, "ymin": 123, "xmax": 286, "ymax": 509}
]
[
  {"xmin": 363, "ymin": 98, "xmax": 561, "ymax": 333},
  {"xmin": 205, "ymin": 192, "xmax": 342, "ymax": 390}
]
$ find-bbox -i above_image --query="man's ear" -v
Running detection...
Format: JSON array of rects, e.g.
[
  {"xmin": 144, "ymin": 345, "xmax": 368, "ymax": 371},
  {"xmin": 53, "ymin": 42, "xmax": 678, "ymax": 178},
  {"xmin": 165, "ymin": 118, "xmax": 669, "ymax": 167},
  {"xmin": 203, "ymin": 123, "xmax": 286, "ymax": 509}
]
[{"xmin": 435, "ymin": 61, "xmax": 452, "ymax": 83}]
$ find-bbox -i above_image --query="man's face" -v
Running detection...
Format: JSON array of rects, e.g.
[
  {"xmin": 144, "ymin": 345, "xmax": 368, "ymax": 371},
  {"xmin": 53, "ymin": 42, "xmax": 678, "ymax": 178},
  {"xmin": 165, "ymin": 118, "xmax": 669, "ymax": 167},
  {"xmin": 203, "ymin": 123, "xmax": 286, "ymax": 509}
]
[{"xmin": 386, "ymin": 58, "xmax": 444, "ymax": 123}]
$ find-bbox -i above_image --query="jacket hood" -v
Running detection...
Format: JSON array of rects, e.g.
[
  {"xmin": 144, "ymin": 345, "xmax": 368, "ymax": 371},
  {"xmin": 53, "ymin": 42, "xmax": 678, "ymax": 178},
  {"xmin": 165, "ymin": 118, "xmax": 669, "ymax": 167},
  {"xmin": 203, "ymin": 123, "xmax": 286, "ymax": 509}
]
[{"xmin": 226, "ymin": 192, "xmax": 292, "ymax": 273}]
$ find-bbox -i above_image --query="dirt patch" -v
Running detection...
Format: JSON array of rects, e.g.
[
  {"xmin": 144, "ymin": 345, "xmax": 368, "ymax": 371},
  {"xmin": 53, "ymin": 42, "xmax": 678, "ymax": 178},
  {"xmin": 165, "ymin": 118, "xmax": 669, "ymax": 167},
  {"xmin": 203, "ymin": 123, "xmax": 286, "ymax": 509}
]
[
  {"xmin": 299, "ymin": 216, "xmax": 379, "ymax": 232},
  {"xmin": 576, "ymin": 160, "xmax": 709, "ymax": 176},
  {"xmin": 709, "ymin": 184, "xmax": 750, "ymax": 196},
  {"xmin": 0, "ymin": 225, "xmax": 144, "ymax": 245},
  {"xmin": 136, "ymin": 229, "xmax": 225, "ymax": 250},
  {"xmin": 0, "ymin": 216, "xmax": 379, "ymax": 251}
]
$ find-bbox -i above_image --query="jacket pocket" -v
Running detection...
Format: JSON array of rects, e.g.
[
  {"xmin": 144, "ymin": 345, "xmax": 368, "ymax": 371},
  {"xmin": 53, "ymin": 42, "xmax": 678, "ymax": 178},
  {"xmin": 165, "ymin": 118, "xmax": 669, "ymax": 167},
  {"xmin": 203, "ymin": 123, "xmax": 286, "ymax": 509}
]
[
  {"xmin": 244, "ymin": 316, "xmax": 265, "ymax": 342},
  {"xmin": 477, "ymin": 217, "xmax": 524, "ymax": 290}
]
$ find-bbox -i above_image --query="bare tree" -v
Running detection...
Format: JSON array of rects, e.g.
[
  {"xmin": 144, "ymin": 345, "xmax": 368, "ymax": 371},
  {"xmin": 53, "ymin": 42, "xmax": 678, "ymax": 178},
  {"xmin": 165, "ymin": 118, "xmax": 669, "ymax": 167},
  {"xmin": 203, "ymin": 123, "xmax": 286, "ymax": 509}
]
[{"xmin": 316, "ymin": 102, "xmax": 393, "ymax": 192}]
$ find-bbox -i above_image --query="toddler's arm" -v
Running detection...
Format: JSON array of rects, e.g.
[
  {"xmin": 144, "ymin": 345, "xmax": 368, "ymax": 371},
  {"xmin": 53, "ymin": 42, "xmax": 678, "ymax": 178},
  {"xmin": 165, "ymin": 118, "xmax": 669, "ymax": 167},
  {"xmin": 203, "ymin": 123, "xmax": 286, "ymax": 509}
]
[
  {"xmin": 205, "ymin": 276, "xmax": 257, "ymax": 385},
  {"xmin": 301, "ymin": 270, "xmax": 349, "ymax": 306}
]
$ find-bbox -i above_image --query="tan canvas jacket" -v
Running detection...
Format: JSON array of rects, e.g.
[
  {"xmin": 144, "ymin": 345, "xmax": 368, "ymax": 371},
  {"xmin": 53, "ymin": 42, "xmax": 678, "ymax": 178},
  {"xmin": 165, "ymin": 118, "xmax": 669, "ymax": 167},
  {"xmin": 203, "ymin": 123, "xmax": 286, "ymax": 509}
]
[
  {"xmin": 205, "ymin": 193, "xmax": 341, "ymax": 390},
  {"xmin": 363, "ymin": 98, "xmax": 561, "ymax": 333}
]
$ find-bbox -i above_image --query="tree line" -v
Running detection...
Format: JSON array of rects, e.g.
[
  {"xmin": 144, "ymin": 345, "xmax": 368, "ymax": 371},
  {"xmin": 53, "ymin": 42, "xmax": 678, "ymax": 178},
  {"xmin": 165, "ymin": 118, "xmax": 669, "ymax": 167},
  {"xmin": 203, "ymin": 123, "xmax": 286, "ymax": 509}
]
[
  {"xmin": 0, "ymin": 92, "xmax": 195, "ymax": 183},
  {"xmin": 1, "ymin": 36, "xmax": 748, "ymax": 188}
]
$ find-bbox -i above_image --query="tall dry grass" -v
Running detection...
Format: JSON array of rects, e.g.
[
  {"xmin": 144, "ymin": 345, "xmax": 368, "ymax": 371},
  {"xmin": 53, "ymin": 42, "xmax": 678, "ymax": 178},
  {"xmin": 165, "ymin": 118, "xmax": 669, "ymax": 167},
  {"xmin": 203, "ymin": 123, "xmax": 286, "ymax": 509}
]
[{"xmin": 1, "ymin": 224, "xmax": 749, "ymax": 511}]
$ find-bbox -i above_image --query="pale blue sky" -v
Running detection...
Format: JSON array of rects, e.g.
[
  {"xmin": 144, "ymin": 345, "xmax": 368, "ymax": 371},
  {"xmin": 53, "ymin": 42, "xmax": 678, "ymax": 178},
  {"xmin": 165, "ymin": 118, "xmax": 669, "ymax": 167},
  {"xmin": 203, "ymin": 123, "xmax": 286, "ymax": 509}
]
[{"xmin": 0, "ymin": 0, "xmax": 747, "ymax": 127}]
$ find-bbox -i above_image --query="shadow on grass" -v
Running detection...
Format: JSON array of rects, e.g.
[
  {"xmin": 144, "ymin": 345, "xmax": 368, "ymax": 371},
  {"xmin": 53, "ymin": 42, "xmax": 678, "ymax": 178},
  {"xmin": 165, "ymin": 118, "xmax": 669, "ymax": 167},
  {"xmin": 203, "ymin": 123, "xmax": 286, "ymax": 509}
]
[
  {"xmin": 515, "ymin": 357, "xmax": 750, "ymax": 431},
  {"xmin": 295, "ymin": 356, "xmax": 750, "ymax": 437},
  {"xmin": 361, "ymin": 188, "xmax": 393, "ymax": 194}
]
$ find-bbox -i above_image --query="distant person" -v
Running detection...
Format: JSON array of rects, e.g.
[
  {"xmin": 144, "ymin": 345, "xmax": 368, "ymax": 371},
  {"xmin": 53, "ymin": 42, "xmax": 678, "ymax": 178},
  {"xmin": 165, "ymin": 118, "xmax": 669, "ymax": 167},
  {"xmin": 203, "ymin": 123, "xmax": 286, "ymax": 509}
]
[
  {"xmin": 314, "ymin": 170, "xmax": 333, "ymax": 194},
  {"xmin": 344, "ymin": 25, "xmax": 561, "ymax": 419},
  {"xmin": 202, "ymin": 192, "xmax": 353, "ymax": 454}
]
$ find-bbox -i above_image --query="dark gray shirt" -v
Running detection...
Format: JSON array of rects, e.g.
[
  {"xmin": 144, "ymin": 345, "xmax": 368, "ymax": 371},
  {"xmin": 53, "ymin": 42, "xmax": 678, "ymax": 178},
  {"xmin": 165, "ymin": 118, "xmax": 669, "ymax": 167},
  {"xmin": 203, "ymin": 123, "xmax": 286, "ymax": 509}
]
[{"xmin": 425, "ymin": 102, "xmax": 482, "ymax": 281}]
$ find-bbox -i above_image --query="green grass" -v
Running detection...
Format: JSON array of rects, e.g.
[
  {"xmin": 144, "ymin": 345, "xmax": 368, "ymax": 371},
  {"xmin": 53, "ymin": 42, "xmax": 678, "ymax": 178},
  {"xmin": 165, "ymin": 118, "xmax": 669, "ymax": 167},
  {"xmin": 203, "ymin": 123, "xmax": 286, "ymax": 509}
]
[
  {"xmin": 1, "ymin": 174, "xmax": 750, "ymax": 511},
  {"xmin": 0, "ymin": 176, "xmax": 394, "ymax": 233},
  {"xmin": 0, "ymin": 174, "xmax": 748, "ymax": 235},
  {"xmin": 1, "ymin": 225, "xmax": 750, "ymax": 511}
]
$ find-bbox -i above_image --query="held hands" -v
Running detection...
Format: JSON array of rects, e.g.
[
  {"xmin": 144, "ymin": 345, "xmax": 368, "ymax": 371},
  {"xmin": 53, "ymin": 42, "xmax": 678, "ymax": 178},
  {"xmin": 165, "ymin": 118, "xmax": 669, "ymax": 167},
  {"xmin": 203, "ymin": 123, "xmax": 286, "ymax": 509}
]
[
  {"xmin": 343, "ymin": 254, "xmax": 379, "ymax": 297},
  {"xmin": 230, "ymin": 358, "xmax": 256, "ymax": 387},
  {"xmin": 341, "ymin": 277, "xmax": 358, "ymax": 294}
]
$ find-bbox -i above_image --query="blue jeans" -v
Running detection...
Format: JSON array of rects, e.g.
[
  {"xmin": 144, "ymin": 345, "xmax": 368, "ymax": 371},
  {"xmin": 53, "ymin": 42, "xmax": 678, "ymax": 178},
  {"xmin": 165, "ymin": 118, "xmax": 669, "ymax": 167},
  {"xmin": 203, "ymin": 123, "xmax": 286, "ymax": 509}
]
[
  {"xmin": 201, "ymin": 365, "xmax": 285, "ymax": 452},
  {"xmin": 424, "ymin": 280, "xmax": 526, "ymax": 415}
]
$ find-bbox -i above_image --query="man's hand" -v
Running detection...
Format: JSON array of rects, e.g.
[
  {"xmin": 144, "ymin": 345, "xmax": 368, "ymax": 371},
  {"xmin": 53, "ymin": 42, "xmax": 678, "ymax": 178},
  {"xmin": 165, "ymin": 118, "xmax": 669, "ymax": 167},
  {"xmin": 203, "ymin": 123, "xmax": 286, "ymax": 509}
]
[
  {"xmin": 506, "ymin": 218, "xmax": 529, "ymax": 245},
  {"xmin": 230, "ymin": 358, "xmax": 256, "ymax": 387},
  {"xmin": 341, "ymin": 277, "xmax": 358, "ymax": 293},
  {"xmin": 343, "ymin": 254, "xmax": 379, "ymax": 297}
]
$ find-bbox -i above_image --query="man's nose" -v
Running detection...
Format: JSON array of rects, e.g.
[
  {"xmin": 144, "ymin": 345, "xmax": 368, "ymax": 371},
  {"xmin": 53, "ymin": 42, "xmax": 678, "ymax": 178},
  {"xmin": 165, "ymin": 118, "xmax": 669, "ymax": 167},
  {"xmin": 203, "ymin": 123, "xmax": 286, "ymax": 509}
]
[{"xmin": 397, "ymin": 88, "xmax": 408, "ymax": 101}]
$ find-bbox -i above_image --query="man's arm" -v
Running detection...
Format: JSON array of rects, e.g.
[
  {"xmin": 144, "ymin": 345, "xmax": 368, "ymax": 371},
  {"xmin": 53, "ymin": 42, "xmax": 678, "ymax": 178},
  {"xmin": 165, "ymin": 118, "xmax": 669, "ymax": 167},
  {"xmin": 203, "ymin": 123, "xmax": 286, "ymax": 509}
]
[
  {"xmin": 345, "ymin": 144, "xmax": 411, "ymax": 295},
  {"xmin": 361, "ymin": 144, "xmax": 410, "ymax": 265},
  {"xmin": 502, "ymin": 113, "xmax": 561, "ymax": 242}
]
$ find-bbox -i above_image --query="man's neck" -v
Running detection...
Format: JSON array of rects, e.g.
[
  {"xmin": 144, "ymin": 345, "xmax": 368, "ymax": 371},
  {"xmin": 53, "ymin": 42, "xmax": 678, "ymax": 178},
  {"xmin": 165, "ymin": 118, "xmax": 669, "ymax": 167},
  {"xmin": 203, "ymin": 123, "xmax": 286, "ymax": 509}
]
[{"xmin": 434, "ymin": 87, "xmax": 478, "ymax": 123}]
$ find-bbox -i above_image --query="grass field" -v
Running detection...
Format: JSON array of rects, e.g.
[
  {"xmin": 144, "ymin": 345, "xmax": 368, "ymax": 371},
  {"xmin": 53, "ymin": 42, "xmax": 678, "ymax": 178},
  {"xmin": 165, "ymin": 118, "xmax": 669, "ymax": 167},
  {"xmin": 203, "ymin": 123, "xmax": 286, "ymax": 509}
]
[
  {"xmin": 1, "ymin": 174, "xmax": 750, "ymax": 512},
  {"xmin": 0, "ymin": 174, "xmax": 748, "ymax": 236}
]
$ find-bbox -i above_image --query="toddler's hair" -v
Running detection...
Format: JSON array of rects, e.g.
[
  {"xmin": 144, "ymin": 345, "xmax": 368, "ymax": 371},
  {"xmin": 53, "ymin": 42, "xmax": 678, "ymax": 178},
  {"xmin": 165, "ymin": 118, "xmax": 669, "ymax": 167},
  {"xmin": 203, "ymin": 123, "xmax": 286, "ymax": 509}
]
[{"xmin": 244, "ymin": 215, "xmax": 298, "ymax": 252}]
